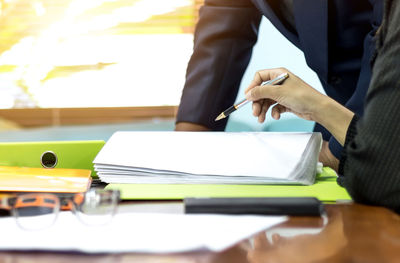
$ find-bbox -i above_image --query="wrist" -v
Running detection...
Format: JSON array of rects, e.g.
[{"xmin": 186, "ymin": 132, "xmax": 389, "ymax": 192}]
[
  {"xmin": 310, "ymin": 94, "xmax": 333, "ymax": 124},
  {"xmin": 313, "ymin": 98, "xmax": 354, "ymax": 146},
  {"xmin": 175, "ymin": 122, "xmax": 210, "ymax": 131}
]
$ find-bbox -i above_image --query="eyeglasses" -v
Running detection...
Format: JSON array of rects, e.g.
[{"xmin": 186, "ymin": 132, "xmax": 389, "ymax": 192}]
[{"xmin": 0, "ymin": 189, "xmax": 120, "ymax": 230}]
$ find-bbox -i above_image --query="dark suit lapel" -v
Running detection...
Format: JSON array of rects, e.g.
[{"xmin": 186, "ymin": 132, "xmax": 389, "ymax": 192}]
[{"xmin": 293, "ymin": 0, "xmax": 328, "ymax": 80}]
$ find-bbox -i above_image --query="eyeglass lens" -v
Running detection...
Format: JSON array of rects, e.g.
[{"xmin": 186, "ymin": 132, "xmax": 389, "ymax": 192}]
[
  {"xmin": 13, "ymin": 194, "xmax": 59, "ymax": 230},
  {"xmin": 74, "ymin": 189, "xmax": 119, "ymax": 226},
  {"xmin": 12, "ymin": 190, "xmax": 119, "ymax": 230}
]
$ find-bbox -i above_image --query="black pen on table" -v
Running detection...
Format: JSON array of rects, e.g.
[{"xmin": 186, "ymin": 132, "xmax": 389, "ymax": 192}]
[{"xmin": 215, "ymin": 72, "xmax": 289, "ymax": 121}]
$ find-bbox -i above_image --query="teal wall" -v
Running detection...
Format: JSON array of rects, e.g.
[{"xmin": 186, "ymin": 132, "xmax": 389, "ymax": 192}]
[{"xmin": 226, "ymin": 18, "xmax": 323, "ymax": 132}]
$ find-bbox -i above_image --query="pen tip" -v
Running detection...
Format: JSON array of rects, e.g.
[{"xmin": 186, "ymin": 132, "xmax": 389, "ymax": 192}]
[{"xmin": 215, "ymin": 113, "xmax": 225, "ymax": 121}]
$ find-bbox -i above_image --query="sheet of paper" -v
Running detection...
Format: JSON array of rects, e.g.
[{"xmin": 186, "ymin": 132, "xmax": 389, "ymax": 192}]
[
  {"xmin": 93, "ymin": 132, "xmax": 312, "ymax": 179},
  {"xmin": 97, "ymin": 174, "xmax": 292, "ymax": 184},
  {"xmin": 0, "ymin": 211, "xmax": 286, "ymax": 253}
]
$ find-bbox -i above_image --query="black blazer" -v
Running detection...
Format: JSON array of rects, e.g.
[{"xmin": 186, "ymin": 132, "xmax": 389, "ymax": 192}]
[{"xmin": 177, "ymin": 0, "xmax": 382, "ymax": 157}]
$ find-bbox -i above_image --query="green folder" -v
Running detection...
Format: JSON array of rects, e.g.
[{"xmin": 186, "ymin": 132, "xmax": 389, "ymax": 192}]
[
  {"xmin": 106, "ymin": 168, "xmax": 352, "ymax": 202},
  {"xmin": 0, "ymin": 140, "xmax": 105, "ymax": 177}
]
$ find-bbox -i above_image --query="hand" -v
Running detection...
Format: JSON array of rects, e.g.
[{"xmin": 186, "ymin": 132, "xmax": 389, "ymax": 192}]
[
  {"xmin": 319, "ymin": 141, "xmax": 339, "ymax": 172},
  {"xmin": 245, "ymin": 68, "xmax": 354, "ymax": 146},
  {"xmin": 245, "ymin": 68, "xmax": 326, "ymax": 123},
  {"xmin": 175, "ymin": 122, "xmax": 210, "ymax": 131}
]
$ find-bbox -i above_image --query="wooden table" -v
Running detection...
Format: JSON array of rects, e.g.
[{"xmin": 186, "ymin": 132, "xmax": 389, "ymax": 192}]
[{"xmin": 1, "ymin": 203, "xmax": 400, "ymax": 263}]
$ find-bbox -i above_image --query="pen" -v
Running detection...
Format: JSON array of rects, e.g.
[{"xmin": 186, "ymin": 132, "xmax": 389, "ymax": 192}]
[{"xmin": 215, "ymin": 72, "xmax": 289, "ymax": 121}]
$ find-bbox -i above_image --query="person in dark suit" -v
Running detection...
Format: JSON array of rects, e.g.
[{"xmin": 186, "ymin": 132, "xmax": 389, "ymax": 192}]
[
  {"xmin": 244, "ymin": 0, "xmax": 400, "ymax": 212},
  {"xmin": 175, "ymin": 0, "xmax": 382, "ymax": 171}
]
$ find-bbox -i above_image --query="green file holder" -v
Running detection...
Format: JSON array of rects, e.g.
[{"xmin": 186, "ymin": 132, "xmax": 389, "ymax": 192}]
[
  {"xmin": 106, "ymin": 168, "xmax": 352, "ymax": 202},
  {"xmin": 0, "ymin": 140, "xmax": 105, "ymax": 177}
]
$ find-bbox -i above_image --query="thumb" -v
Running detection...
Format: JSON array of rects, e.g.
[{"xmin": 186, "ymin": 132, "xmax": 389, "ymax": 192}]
[{"xmin": 245, "ymin": 85, "xmax": 277, "ymax": 101}]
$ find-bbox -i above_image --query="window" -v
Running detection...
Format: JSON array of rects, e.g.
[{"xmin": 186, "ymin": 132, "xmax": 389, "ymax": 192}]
[
  {"xmin": 0, "ymin": 0, "xmax": 202, "ymax": 126},
  {"xmin": 0, "ymin": 0, "xmax": 202, "ymax": 109}
]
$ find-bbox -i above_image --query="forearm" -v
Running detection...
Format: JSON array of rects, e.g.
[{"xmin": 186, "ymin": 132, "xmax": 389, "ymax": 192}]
[
  {"xmin": 176, "ymin": 1, "xmax": 261, "ymax": 130},
  {"xmin": 312, "ymin": 97, "xmax": 354, "ymax": 146}
]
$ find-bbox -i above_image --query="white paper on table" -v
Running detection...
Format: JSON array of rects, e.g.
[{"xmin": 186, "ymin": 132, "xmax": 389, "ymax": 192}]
[{"xmin": 0, "ymin": 211, "xmax": 286, "ymax": 254}]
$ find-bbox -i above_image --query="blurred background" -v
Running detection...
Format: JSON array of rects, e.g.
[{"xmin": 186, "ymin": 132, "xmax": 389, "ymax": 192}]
[{"xmin": 0, "ymin": 0, "xmax": 323, "ymax": 141}]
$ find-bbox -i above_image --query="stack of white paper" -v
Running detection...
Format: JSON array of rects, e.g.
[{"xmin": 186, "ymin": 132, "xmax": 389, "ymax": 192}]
[{"xmin": 94, "ymin": 132, "xmax": 322, "ymax": 185}]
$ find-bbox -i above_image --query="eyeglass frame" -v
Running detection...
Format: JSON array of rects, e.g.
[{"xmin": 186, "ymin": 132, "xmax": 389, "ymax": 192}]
[{"xmin": 0, "ymin": 189, "xmax": 120, "ymax": 230}]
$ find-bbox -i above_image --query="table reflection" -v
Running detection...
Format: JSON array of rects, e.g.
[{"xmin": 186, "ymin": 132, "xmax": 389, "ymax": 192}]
[
  {"xmin": 1, "ymin": 204, "xmax": 400, "ymax": 263},
  {"xmin": 244, "ymin": 204, "xmax": 400, "ymax": 263}
]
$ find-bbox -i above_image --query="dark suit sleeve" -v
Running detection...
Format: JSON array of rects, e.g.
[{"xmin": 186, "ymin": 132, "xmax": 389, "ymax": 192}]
[
  {"xmin": 328, "ymin": 0, "xmax": 383, "ymax": 159},
  {"xmin": 338, "ymin": 0, "xmax": 400, "ymax": 212},
  {"xmin": 176, "ymin": 0, "xmax": 262, "ymax": 130}
]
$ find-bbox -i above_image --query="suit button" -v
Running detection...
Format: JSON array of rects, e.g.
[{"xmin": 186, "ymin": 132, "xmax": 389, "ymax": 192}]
[{"xmin": 329, "ymin": 76, "xmax": 342, "ymax": 85}]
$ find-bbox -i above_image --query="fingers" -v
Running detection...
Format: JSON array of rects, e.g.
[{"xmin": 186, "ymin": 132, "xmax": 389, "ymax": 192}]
[
  {"xmin": 245, "ymin": 68, "xmax": 289, "ymax": 94},
  {"xmin": 252, "ymin": 98, "xmax": 277, "ymax": 123},
  {"xmin": 246, "ymin": 84, "xmax": 278, "ymax": 102},
  {"xmin": 271, "ymin": 104, "xmax": 289, "ymax": 120},
  {"xmin": 258, "ymin": 101, "xmax": 268, "ymax": 123},
  {"xmin": 252, "ymin": 100, "xmax": 263, "ymax": 117},
  {"xmin": 253, "ymin": 232, "xmax": 272, "ymax": 249},
  {"xmin": 245, "ymin": 71, "xmax": 264, "ymax": 94},
  {"xmin": 258, "ymin": 99, "xmax": 276, "ymax": 123}
]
